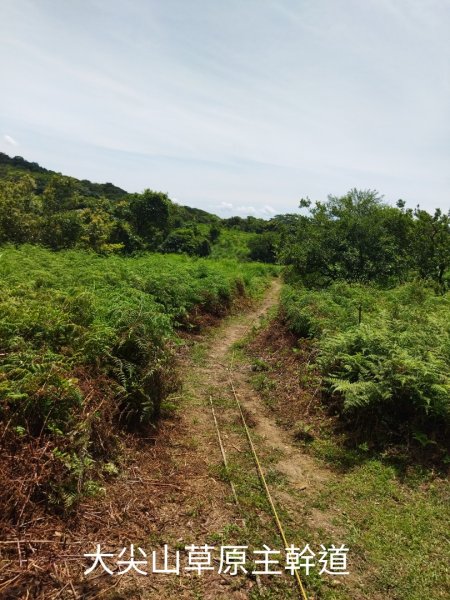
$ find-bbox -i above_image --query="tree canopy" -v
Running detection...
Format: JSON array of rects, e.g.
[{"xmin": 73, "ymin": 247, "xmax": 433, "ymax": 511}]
[{"xmin": 279, "ymin": 189, "xmax": 449, "ymax": 289}]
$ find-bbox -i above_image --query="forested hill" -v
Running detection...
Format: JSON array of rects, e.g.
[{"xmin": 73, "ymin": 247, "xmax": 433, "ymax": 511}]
[
  {"xmin": 0, "ymin": 152, "xmax": 128, "ymax": 200},
  {"xmin": 0, "ymin": 151, "xmax": 222, "ymax": 220},
  {"xmin": 0, "ymin": 152, "xmax": 279, "ymax": 259},
  {"xmin": 0, "ymin": 152, "xmax": 220, "ymax": 226},
  {"xmin": 0, "ymin": 153, "xmax": 216, "ymax": 253}
]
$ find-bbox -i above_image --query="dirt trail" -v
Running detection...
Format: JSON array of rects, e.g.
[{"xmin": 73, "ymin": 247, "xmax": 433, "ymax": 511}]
[
  {"xmin": 206, "ymin": 280, "xmax": 329, "ymax": 492},
  {"xmin": 84, "ymin": 279, "xmax": 332, "ymax": 599}
]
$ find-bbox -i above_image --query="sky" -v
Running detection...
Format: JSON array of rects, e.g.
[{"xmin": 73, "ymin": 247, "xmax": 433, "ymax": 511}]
[{"xmin": 1, "ymin": 0, "xmax": 449, "ymax": 216}]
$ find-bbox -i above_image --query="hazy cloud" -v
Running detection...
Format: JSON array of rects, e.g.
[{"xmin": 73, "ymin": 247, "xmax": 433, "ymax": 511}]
[
  {"xmin": 235, "ymin": 204, "xmax": 276, "ymax": 217},
  {"xmin": 263, "ymin": 205, "xmax": 276, "ymax": 215},
  {"xmin": 3, "ymin": 134, "xmax": 18, "ymax": 146}
]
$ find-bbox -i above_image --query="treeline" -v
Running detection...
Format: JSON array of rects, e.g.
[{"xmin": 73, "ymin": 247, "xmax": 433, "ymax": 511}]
[
  {"xmin": 1, "ymin": 155, "xmax": 448, "ymax": 283},
  {"xmin": 277, "ymin": 189, "xmax": 450, "ymax": 289}
]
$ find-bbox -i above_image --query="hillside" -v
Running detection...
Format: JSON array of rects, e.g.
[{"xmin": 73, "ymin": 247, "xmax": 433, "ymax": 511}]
[
  {"xmin": 0, "ymin": 152, "xmax": 276, "ymax": 260},
  {"xmin": 0, "ymin": 152, "xmax": 128, "ymax": 201}
]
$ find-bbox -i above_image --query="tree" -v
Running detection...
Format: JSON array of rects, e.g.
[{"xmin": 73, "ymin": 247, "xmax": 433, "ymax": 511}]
[
  {"xmin": 413, "ymin": 208, "xmax": 450, "ymax": 288},
  {"xmin": 79, "ymin": 207, "xmax": 119, "ymax": 254},
  {"xmin": 0, "ymin": 175, "xmax": 40, "ymax": 244},
  {"xmin": 159, "ymin": 228, "xmax": 211, "ymax": 256},
  {"xmin": 248, "ymin": 232, "xmax": 278, "ymax": 263},
  {"xmin": 280, "ymin": 189, "xmax": 415, "ymax": 285},
  {"xmin": 223, "ymin": 215, "xmax": 268, "ymax": 233},
  {"xmin": 42, "ymin": 175, "xmax": 79, "ymax": 213},
  {"xmin": 41, "ymin": 211, "xmax": 83, "ymax": 249},
  {"xmin": 129, "ymin": 189, "xmax": 170, "ymax": 248},
  {"xmin": 109, "ymin": 221, "xmax": 144, "ymax": 253},
  {"xmin": 209, "ymin": 224, "xmax": 221, "ymax": 242}
]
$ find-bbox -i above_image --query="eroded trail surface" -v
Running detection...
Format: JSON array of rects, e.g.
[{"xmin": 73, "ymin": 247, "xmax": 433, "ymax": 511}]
[{"xmin": 87, "ymin": 280, "xmax": 333, "ymax": 600}]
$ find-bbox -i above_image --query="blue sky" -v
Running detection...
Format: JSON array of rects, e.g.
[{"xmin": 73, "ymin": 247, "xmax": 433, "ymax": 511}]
[{"xmin": 1, "ymin": 0, "xmax": 449, "ymax": 216}]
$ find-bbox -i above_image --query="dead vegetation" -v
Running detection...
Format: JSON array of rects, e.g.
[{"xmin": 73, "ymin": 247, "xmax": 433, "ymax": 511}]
[{"xmin": 246, "ymin": 316, "xmax": 333, "ymax": 442}]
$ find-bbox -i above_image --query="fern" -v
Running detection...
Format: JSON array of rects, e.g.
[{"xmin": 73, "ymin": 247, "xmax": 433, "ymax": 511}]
[{"xmin": 283, "ymin": 281, "xmax": 450, "ymax": 439}]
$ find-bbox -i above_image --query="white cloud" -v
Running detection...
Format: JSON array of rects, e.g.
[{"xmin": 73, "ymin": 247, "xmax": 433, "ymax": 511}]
[
  {"xmin": 3, "ymin": 134, "xmax": 18, "ymax": 146},
  {"xmin": 219, "ymin": 201, "xmax": 233, "ymax": 209},
  {"xmin": 234, "ymin": 204, "xmax": 277, "ymax": 217},
  {"xmin": 236, "ymin": 205, "xmax": 257, "ymax": 214}
]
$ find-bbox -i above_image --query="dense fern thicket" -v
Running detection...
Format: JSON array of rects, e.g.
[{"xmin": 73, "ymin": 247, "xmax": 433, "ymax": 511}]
[
  {"xmin": 2, "ymin": 153, "xmax": 449, "ymax": 468},
  {"xmin": 281, "ymin": 282, "xmax": 450, "ymax": 449},
  {"xmin": 0, "ymin": 245, "xmax": 274, "ymax": 511}
]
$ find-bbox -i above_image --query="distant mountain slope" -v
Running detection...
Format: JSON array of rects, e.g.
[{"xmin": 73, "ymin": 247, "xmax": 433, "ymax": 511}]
[
  {"xmin": 0, "ymin": 152, "xmax": 128, "ymax": 201},
  {"xmin": 0, "ymin": 152, "xmax": 220, "ymax": 223}
]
